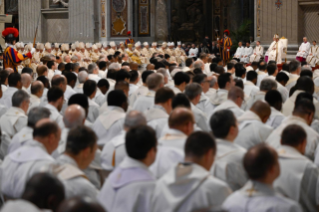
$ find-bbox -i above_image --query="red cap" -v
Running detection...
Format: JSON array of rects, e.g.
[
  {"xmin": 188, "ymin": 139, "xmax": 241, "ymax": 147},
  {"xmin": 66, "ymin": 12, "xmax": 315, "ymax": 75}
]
[
  {"xmin": 224, "ymin": 29, "xmax": 230, "ymax": 36},
  {"xmin": 127, "ymin": 31, "xmax": 131, "ymax": 36},
  {"xmin": 2, "ymin": 27, "xmax": 19, "ymax": 38}
]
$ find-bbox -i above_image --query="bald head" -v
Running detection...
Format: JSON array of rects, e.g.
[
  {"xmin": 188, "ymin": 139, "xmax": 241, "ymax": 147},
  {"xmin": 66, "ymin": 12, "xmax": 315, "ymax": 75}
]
[
  {"xmin": 21, "ymin": 73, "xmax": 32, "ymax": 88},
  {"xmin": 124, "ymin": 110, "xmax": 147, "ymax": 130},
  {"xmin": 63, "ymin": 105, "xmax": 86, "ymax": 128},
  {"xmin": 57, "ymin": 197, "xmax": 105, "ymax": 212},
  {"xmin": 169, "ymin": 107, "xmax": 194, "ymax": 135},
  {"xmin": 146, "ymin": 63, "xmax": 155, "ymax": 71},
  {"xmin": 250, "ymin": 100, "xmax": 271, "ymax": 123},
  {"xmin": 31, "ymin": 81, "xmax": 44, "ymax": 96},
  {"xmin": 5, "ymin": 67, "xmax": 14, "ymax": 74}
]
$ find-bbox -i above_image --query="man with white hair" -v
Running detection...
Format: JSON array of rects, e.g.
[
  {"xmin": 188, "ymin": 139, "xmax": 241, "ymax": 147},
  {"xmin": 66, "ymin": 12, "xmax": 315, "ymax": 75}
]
[
  {"xmin": 63, "ymin": 55, "xmax": 71, "ymax": 64},
  {"xmin": 165, "ymin": 42, "xmax": 176, "ymax": 62},
  {"xmin": 132, "ymin": 42, "xmax": 145, "ymax": 64},
  {"xmin": 142, "ymin": 42, "xmax": 152, "ymax": 61},
  {"xmin": 101, "ymin": 111, "xmax": 147, "ymax": 171},
  {"xmin": 250, "ymin": 41, "xmax": 264, "ymax": 63},
  {"xmin": 87, "ymin": 63, "xmax": 101, "ymax": 83},
  {"xmin": 296, "ymin": 37, "xmax": 311, "ymax": 63},
  {"xmin": 108, "ymin": 62, "xmax": 121, "ymax": 71},
  {"xmin": 21, "ymin": 73, "xmax": 31, "ymax": 94},
  {"xmin": 43, "ymin": 43, "xmax": 52, "ymax": 57},
  {"xmin": 91, "ymin": 45, "xmax": 100, "ymax": 62},
  {"xmin": 74, "ymin": 71, "xmax": 88, "ymax": 93},
  {"xmin": 101, "ymin": 42, "xmax": 109, "ymax": 55},
  {"xmin": 306, "ymin": 40, "xmax": 319, "ymax": 67},
  {"xmin": 268, "ymin": 34, "xmax": 284, "ymax": 64},
  {"xmin": 240, "ymin": 42, "xmax": 253, "ymax": 64},
  {"xmin": 233, "ymin": 42, "xmax": 245, "ymax": 61},
  {"xmin": 108, "ymin": 41, "xmax": 117, "ymax": 55},
  {"xmin": 150, "ymin": 42, "xmax": 158, "ymax": 55},
  {"xmin": 173, "ymin": 41, "xmax": 187, "ymax": 64}
]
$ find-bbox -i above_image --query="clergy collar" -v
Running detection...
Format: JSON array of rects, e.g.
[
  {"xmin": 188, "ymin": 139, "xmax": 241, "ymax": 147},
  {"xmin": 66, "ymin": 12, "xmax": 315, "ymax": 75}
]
[
  {"xmin": 154, "ymin": 104, "xmax": 166, "ymax": 112},
  {"xmin": 244, "ymin": 80, "xmax": 256, "ymax": 86},
  {"xmin": 238, "ymin": 110, "xmax": 261, "ymax": 123},
  {"xmin": 58, "ymin": 154, "xmax": 79, "ymax": 168},
  {"xmin": 217, "ymin": 88, "xmax": 228, "ymax": 93},
  {"xmin": 9, "ymin": 106, "xmax": 26, "ymax": 115},
  {"xmin": 165, "ymin": 128, "xmax": 187, "ymax": 137},
  {"xmin": 277, "ymin": 145, "xmax": 306, "ymax": 160},
  {"xmin": 120, "ymin": 157, "xmax": 149, "ymax": 171},
  {"xmin": 107, "ymin": 105, "xmax": 125, "ymax": 113},
  {"xmin": 46, "ymin": 103, "xmax": 59, "ymax": 112},
  {"xmin": 285, "ymin": 115, "xmax": 308, "ymax": 125},
  {"xmin": 241, "ymin": 180, "xmax": 276, "ymax": 197}
]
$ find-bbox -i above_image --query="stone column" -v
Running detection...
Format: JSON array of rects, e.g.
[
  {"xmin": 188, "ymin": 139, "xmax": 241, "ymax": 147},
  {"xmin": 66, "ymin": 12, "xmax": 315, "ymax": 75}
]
[
  {"xmin": 18, "ymin": 0, "xmax": 42, "ymax": 42},
  {"xmin": 69, "ymin": 0, "xmax": 95, "ymax": 42},
  {"xmin": 155, "ymin": 0, "xmax": 168, "ymax": 42},
  {"xmin": 0, "ymin": 0, "xmax": 5, "ymax": 47}
]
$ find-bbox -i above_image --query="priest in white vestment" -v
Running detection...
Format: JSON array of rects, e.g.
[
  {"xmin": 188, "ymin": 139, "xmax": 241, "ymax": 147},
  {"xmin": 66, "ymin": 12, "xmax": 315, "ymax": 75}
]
[
  {"xmin": 285, "ymin": 60, "xmax": 301, "ymax": 92},
  {"xmin": 265, "ymin": 90, "xmax": 285, "ymax": 129},
  {"xmin": 150, "ymin": 108, "xmax": 194, "ymax": 179},
  {"xmin": 306, "ymin": 41, "xmax": 319, "ymax": 67},
  {"xmin": 93, "ymin": 90, "xmax": 127, "ymax": 147},
  {"xmin": 273, "ymin": 125, "xmax": 319, "ymax": 212},
  {"xmin": 244, "ymin": 71, "xmax": 260, "ymax": 98},
  {"xmin": 151, "ymin": 132, "xmax": 232, "ymax": 212},
  {"xmin": 210, "ymin": 110, "xmax": 248, "ymax": 191},
  {"xmin": 235, "ymin": 101, "xmax": 273, "ymax": 150},
  {"xmin": 296, "ymin": 37, "xmax": 311, "ymax": 63},
  {"xmin": 1, "ymin": 121, "xmax": 60, "ymax": 199},
  {"xmin": 268, "ymin": 34, "xmax": 284, "ymax": 64},
  {"xmin": 223, "ymin": 144, "xmax": 302, "ymax": 212},
  {"xmin": 233, "ymin": 42, "xmax": 245, "ymax": 61},
  {"xmin": 98, "ymin": 126, "xmax": 157, "ymax": 212},
  {"xmin": 210, "ymin": 73, "xmax": 235, "ymax": 107},
  {"xmin": 250, "ymin": 41, "xmax": 264, "ymax": 63},
  {"xmin": 266, "ymin": 99, "xmax": 319, "ymax": 162},
  {"xmin": 240, "ymin": 42, "xmax": 253, "ymax": 64}
]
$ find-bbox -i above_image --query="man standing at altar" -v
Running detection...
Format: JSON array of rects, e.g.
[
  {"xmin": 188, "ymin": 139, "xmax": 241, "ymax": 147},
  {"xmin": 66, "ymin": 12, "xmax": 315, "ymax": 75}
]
[
  {"xmin": 268, "ymin": 34, "xmax": 284, "ymax": 64},
  {"xmin": 296, "ymin": 37, "xmax": 310, "ymax": 63},
  {"xmin": 220, "ymin": 30, "xmax": 232, "ymax": 64},
  {"xmin": 306, "ymin": 41, "xmax": 319, "ymax": 67},
  {"xmin": 250, "ymin": 41, "xmax": 264, "ymax": 63}
]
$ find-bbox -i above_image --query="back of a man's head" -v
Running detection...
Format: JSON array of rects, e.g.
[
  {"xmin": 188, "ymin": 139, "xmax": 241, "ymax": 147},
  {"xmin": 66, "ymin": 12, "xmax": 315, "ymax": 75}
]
[
  {"xmin": 51, "ymin": 76, "xmax": 66, "ymax": 88},
  {"xmin": 28, "ymin": 107, "xmax": 51, "ymax": 128},
  {"xmin": 246, "ymin": 71, "xmax": 257, "ymax": 82},
  {"xmin": 8, "ymin": 72, "xmax": 21, "ymax": 87},
  {"xmin": 243, "ymin": 144, "xmax": 278, "ymax": 181},
  {"xmin": 66, "ymin": 126, "xmax": 97, "ymax": 156},
  {"xmin": 281, "ymin": 124, "xmax": 307, "ymax": 147},
  {"xmin": 33, "ymin": 120, "xmax": 59, "ymax": 139},
  {"xmin": 169, "ymin": 107, "xmax": 194, "ymax": 130},
  {"xmin": 78, "ymin": 71, "xmax": 88, "ymax": 84},
  {"xmin": 184, "ymin": 131, "xmax": 216, "ymax": 159},
  {"xmin": 124, "ymin": 110, "xmax": 147, "ymax": 129},
  {"xmin": 265, "ymin": 90, "xmax": 282, "ymax": 110},
  {"xmin": 47, "ymin": 87, "xmax": 64, "ymax": 103},
  {"xmin": 63, "ymin": 72, "xmax": 77, "ymax": 86},
  {"xmin": 250, "ymin": 100, "xmax": 271, "ymax": 123},
  {"xmin": 289, "ymin": 59, "xmax": 301, "ymax": 73},
  {"xmin": 184, "ymin": 83, "xmax": 202, "ymax": 101},
  {"xmin": 31, "ymin": 81, "xmax": 44, "ymax": 95},
  {"xmin": 146, "ymin": 73, "xmax": 163, "ymax": 90},
  {"xmin": 295, "ymin": 76, "xmax": 314, "ymax": 94},
  {"xmin": 57, "ymin": 197, "xmax": 105, "ymax": 212},
  {"xmin": 83, "ymin": 80, "xmax": 97, "ymax": 97},
  {"xmin": 155, "ymin": 87, "xmax": 175, "ymax": 104},
  {"xmin": 228, "ymin": 86, "xmax": 244, "ymax": 102},
  {"xmin": 22, "ymin": 173, "xmax": 65, "ymax": 212},
  {"xmin": 116, "ymin": 69, "xmax": 130, "ymax": 82},
  {"xmin": 63, "ymin": 105, "xmax": 86, "ymax": 128},
  {"xmin": 210, "ymin": 110, "xmax": 236, "ymax": 139},
  {"xmin": 293, "ymin": 98, "xmax": 315, "ymax": 117},
  {"xmin": 172, "ymin": 93, "xmax": 191, "ymax": 109},
  {"xmin": 88, "ymin": 63, "xmax": 97, "ymax": 74},
  {"xmin": 125, "ymin": 125, "xmax": 157, "ymax": 160},
  {"xmin": 174, "ymin": 72, "xmax": 190, "ymax": 86},
  {"xmin": 68, "ymin": 94, "xmax": 89, "ymax": 117},
  {"xmin": 12, "ymin": 90, "xmax": 29, "ymax": 108},
  {"xmin": 107, "ymin": 90, "xmax": 127, "ymax": 109},
  {"xmin": 141, "ymin": 70, "xmax": 154, "ymax": 84},
  {"xmin": 267, "ymin": 64, "xmax": 277, "ymax": 76},
  {"xmin": 218, "ymin": 73, "xmax": 231, "ymax": 89},
  {"xmin": 260, "ymin": 79, "xmax": 277, "ymax": 92}
]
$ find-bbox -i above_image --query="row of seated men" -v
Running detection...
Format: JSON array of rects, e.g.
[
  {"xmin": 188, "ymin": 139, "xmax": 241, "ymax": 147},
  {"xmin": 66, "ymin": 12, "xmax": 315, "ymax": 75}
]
[{"xmin": 0, "ymin": 56, "xmax": 318, "ymax": 211}]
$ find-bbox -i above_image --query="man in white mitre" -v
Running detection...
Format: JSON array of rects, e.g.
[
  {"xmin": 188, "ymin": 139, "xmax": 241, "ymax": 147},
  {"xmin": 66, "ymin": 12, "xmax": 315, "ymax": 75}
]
[
  {"xmin": 306, "ymin": 40, "xmax": 319, "ymax": 67},
  {"xmin": 268, "ymin": 34, "xmax": 284, "ymax": 64},
  {"xmin": 240, "ymin": 42, "xmax": 253, "ymax": 64},
  {"xmin": 296, "ymin": 37, "xmax": 311, "ymax": 63},
  {"xmin": 250, "ymin": 41, "xmax": 264, "ymax": 63},
  {"xmin": 233, "ymin": 42, "xmax": 245, "ymax": 61}
]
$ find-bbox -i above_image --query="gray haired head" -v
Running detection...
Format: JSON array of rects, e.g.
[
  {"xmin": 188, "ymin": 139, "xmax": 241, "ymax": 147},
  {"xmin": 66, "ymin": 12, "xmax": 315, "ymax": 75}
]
[
  {"xmin": 12, "ymin": 90, "xmax": 30, "ymax": 107},
  {"xmin": 28, "ymin": 107, "xmax": 51, "ymax": 128},
  {"xmin": 184, "ymin": 83, "xmax": 202, "ymax": 100},
  {"xmin": 124, "ymin": 111, "xmax": 147, "ymax": 129},
  {"xmin": 260, "ymin": 79, "xmax": 277, "ymax": 92},
  {"xmin": 87, "ymin": 63, "xmax": 97, "ymax": 74}
]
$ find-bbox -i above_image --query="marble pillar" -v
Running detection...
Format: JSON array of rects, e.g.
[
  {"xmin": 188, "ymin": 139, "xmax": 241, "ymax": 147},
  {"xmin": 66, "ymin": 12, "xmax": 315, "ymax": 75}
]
[
  {"xmin": 155, "ymin": 0, "xmax": 168, "ymax": 42},
  {"xmin": 0, "ymin": 0, "xmax": 5, "ymax": 48},
  {"xmin": 18, "ymin": 0, "xmax": 42, "ymax": 42}
]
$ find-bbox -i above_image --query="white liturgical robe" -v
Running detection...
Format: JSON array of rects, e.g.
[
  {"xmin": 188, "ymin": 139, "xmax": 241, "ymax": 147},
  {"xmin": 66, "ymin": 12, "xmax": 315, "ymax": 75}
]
[
  {"xmin": 44, "ymin": 104, "xmax": 65, "ymax": 129},
  {"xmin": 0, "ymin": 86, "xmax": 18, "ymax": 108},
  {"xmin": 87, "ymin": 97, "xmax": 99, "ymax": 123},
  {"xmin": 129, "ymin": 85, "xmax": 149, "ymax": 107},
  {"xmin": 306, "ymin": 45, "xmax": 319, "ymax": 67},
  {"xmin": 93, "ymin": 106, "xmax": 125, "ymax": 146},
  {"xmin": 244, "ymin": 81, "xmax": 260, "ymax": 98},
  {"xmin": 196, "ymin": 92, "xmax": 215, "ymax": 116},
  {"xmin": 240, "ymin": 47, "xmax": 253, "ymax": 63},
  {"xmin": 235, "ymin": 111, "xmax": 273, "ymax": 150},
  {"xmin": 64, "ymin": 85, "xmax": 76, "ymax": 100},
  {"xmin": 274, "ymin": 145, "xmax": 319, "ymax": 212},
  {"xmin": 268, "ymin": 41, "xmax": 284, "ymax": 64},
  {"xmin": 1, "ymin": 140, "xmax": 55, "ymax": 198},
  {"xmin": 101, "ymin": 130, "xmax": 126, "ymax": 170},
  {"xmin": 285, "ymin": 73, "xmax": 299, "ymax": 92},
  {"xmin": 150, "ymin": 129, "xmax": 187, "ymax": 179},
  {"xmin": 188, "ymin": 48, "xmax": 198, "ymax": 58},
  {"xmin": 244, "ymin": 91, "xmax": 266, "ymax": 111},
  {"xmin": 0, "ymin": 107, "xmax": 27, "ymax": 158},
  {"xmin": 1, "ymin": 200, "xmax": 42, "ymax": 212},
  {"xmin": 144, "ymin": 105, "xmax": 168, "ymax": 139},
  {"xmin": 191, "ymin": 103, "xmax": 210, "ymax": 131},
  {"xmin": 8, "ymin": 126, "xmax": 33, "ymax": 154},
  {"xmin": 266, "ymin": 107, "xmax": 285, "ymax": 129},
  {"xmin": 210, "ymin": 89, "xmax": 228, "ymax": 107},
  {"xmin": 132, "ymin": 90, "xmax": 155, "ymax": 112},
  {"xmin": 210, "ymin": 100, "xmax": 244, "ymax": 119},
  {"xmin": 56, "ymin": 154, "xmax": 98, "ymax": 200},
  {"xmin": 210, "ymin": 139, "xmax": 248, "ymax": 191},
  {"xmin": 233, "ymin": 46, "xmax": 245, "ymax": 60},
  {"xmin": 151, "ymin": 162, "xmax": 232, "ymax": 212},
  {"xmin": 256, "ymin": 71, "xmax": 268, "ymax": 87},
  {"xmin": 28, "ymin": 94, "xmax": 41, "ymax": 113},
  {"xmin": 264, "ymin": 75, "xmax": 289, "ymax": 102},
  {"xmin": 223, "ymin": 180, "xmax": 302, "ymax": 212},
  {"xmin": 98, "ymin": 157, "xmax": 155, "ymax": 212},
  {"xmin": 296, "ymin": 42, "xmax": 311, "ymax": 58},
  {"xmin": 250, "ymin": 45, "xmax": 264, "ymax": 63},
  {"xmin": 266, "ymin": 115, "xmax": 319, "ymax": 162}
]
